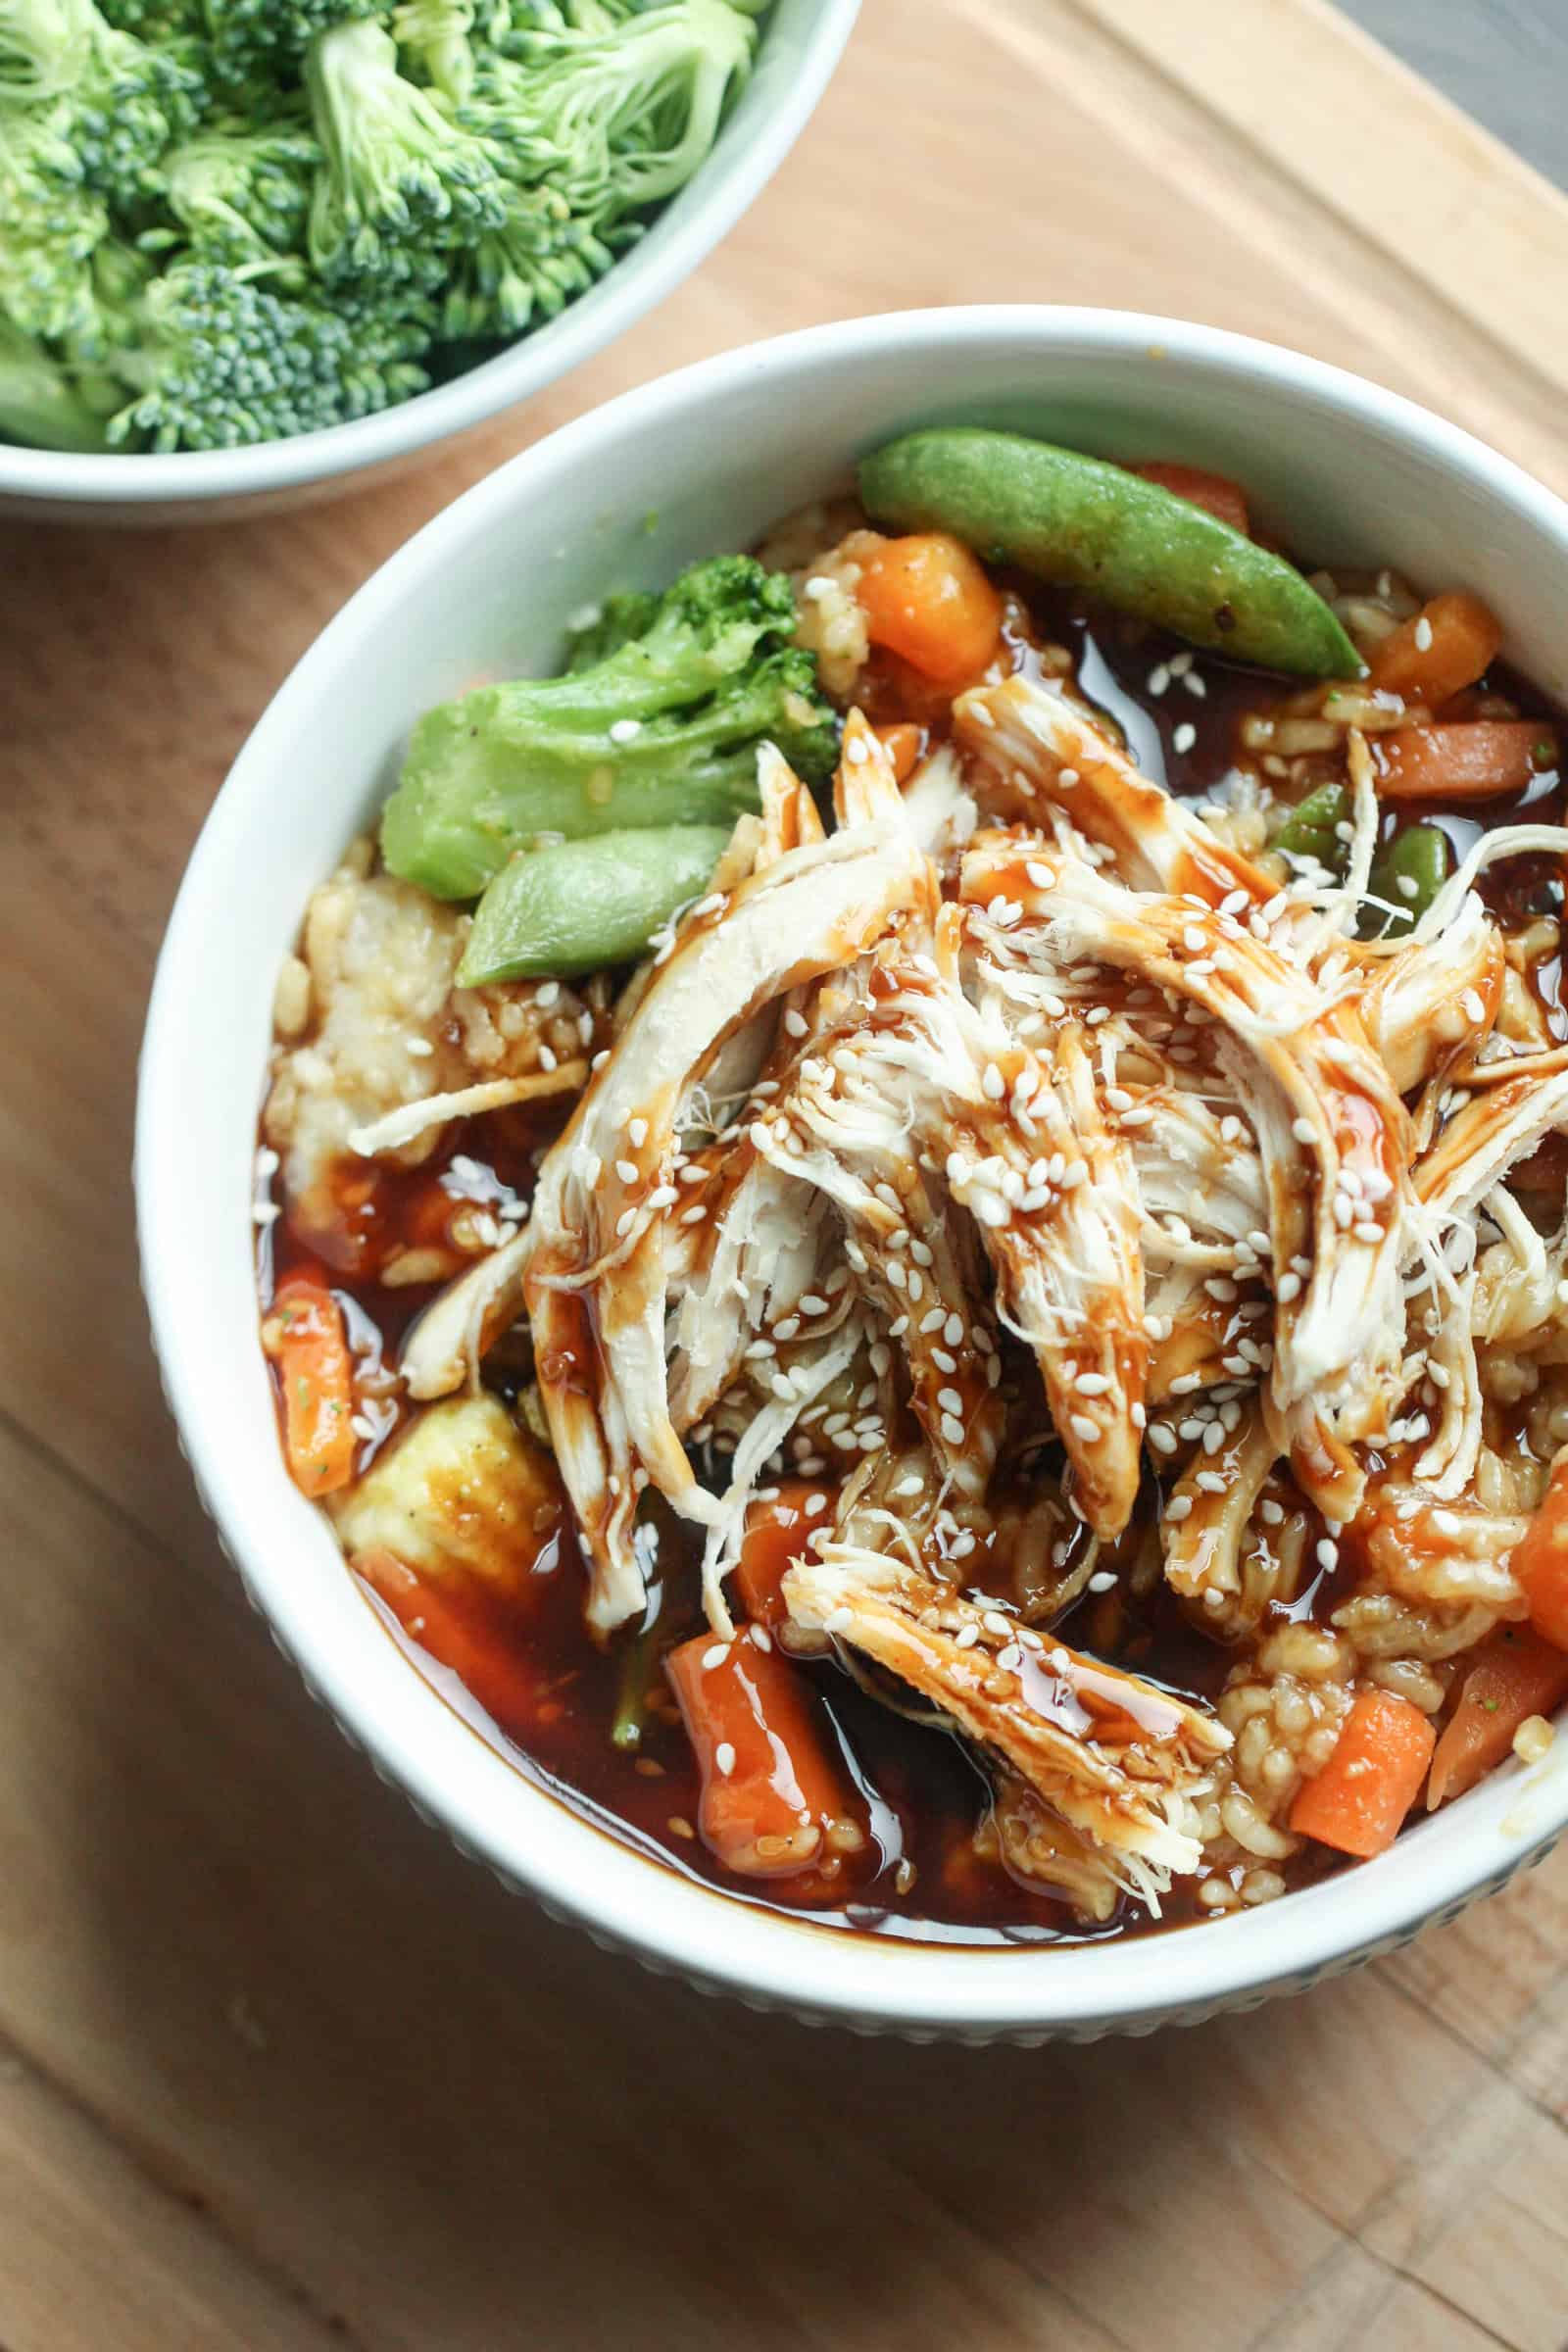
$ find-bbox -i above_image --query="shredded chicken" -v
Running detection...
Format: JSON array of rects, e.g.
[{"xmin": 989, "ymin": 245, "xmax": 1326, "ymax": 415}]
[{"xmin": 785, "ymin": 1544, "xmax": 1230, "ymax": 1913}]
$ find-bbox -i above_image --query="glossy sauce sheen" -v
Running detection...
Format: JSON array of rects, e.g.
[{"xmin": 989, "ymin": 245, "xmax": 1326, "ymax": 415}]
[{"xmin": 262, "ymin": 582, "xmax": 1565, "ymax": 1945}]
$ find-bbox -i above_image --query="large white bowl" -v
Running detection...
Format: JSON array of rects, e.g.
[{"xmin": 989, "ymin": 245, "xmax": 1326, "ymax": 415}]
[
  {"xmin": 0, "ymin": 0, "xmax": 857, "ymax": 527},
  {"xmin": 138, "ymin": 307, "xmax": 1568, "ymax": 2040}
]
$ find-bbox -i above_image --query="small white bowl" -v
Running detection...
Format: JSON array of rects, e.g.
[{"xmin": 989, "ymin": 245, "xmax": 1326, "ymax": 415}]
[
  {"xmin": 0, "ymin": 0, "xmax": 858, "ymax": 527},
  {"xmin": 138, "ymin": 307, "xmax": 1568, "ymax": 2041}
]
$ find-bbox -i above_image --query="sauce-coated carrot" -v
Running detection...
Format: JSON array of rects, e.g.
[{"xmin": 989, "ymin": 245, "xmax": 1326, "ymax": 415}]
[
  {"xmin": 664, "ymin": 1632, "xmax": 857, "ymax": 1881},
  {"xmin": 1375, "ymin": 720, "xmax": 1555, "ymax": 803},
  {"xmin": 1134, "ymin": 461, "xmax": 1250, "ymax": 537},
  {"xmin": 1289, "ymin": 1687, "xmax": 1436, "ymax": 1858},
  {"xmin": 875, "ymin": 721, "xmax": 924, "ymax": 783},
  {"xmin": 354, "ymin": 1547, "xmax": 544, "ymax": 1731},
  {"xmin": 1367, "ymin": 591, "xmax": 1501, "ymax": 708},
  {"xmin": 730, "ymin": 1481, "xmax": 836, "ymax": 1633},
  {"xmin": 266, "ymin": 1271, "xmax": 356, "ymax": 1497},
  {"xmin": 1427, "ymin": 1625, "xmax": 1568, "ymax": 1808},
  {"xmin": 1513, "ymin": 1458, "xmax": 1568, "ymax": 1652},
  {"xmin": 856, "ymin": 532, "xmax": 1004, "ymax": 686}
]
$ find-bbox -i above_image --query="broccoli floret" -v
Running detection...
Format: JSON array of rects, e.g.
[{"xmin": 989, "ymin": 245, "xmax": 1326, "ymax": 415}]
[
  {"xmin": 0, "ymin": 310, "xmax": 118, "ymax": 448},
  {"xmin": 102, "ymin": 257, "xmax": 431, "ymax": 449},
  {"xmin": 156, "ymin": 119, "xmax": 319, "ymax": 266},
  {"xmin": 0, "ymin": 98, "xmax": 109, "ymax": 340},
  {"xmin": 564, "ymin": 587, "xmax": 660, "ymax": 669},
  {"xmin": 474, "ymin": 0, "xmax": 754, "ymax": 226},
  {"xmin": 391, "ymin": 0, "xmax": 478, "ymax": 103},
  {"xmin": 0, "ymin": 0, "xmax": 206, "ymax": 204},
  {"xmin": 379, "ymin": 554, "xmax": 838, "ymax": 900},
  {"xmin": 201, "ymin": 0, "xmax": 379, "ymax": 88},
  {"xmin": 304, "ymin": 16, "xmax": 508, "ymax": 292}
]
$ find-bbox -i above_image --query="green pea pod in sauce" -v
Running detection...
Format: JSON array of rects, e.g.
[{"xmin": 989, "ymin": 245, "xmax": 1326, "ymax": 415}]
[
  {"xmin": 1268, "ymin": 783, "xmax": 1447, "ymax": 936},
  {"xmin": 858, "ymin": 429, "xmax": 1362, "ymax": 679},
  {"xmin": 459, "ymin": 823, "xmax": 730, "ymax": 984},
  {"xmin": 1272, "ymin": 782, "xmax": 1350, "ymax": 869},
  {"xmin": 1366, "ymin": 821, "xmax": 1448, "ymax": 938}
]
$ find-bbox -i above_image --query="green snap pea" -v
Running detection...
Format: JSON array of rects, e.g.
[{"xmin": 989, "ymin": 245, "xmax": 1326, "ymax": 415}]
[
  {"xmin": 458, "ymin": 823, "xmax": 731, "ymax": 984},
  {"xmin": 1272, "ymin": 782, "xmax": 1349, "ymax": 870},
  {"xmin": 611, "ymin": 1611, "xmax": 664, "ymax": 1752},
  {"xmin": 1366, "ymin": 822, "xmax": 1448, "ymax": 938},
  {"xmin": 858, "ymin": 428, "xmax": 1361, "ymax": 678}
]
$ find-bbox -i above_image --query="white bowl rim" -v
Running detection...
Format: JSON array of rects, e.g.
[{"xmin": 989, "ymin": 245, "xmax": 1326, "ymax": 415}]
[
  {"xmin": 138, "ymin": 303, "xmax": 1568, "ymax": 2035},
  {"xmin": 0, "ymin": 0, "xmax": 858, "ymax": 511}
]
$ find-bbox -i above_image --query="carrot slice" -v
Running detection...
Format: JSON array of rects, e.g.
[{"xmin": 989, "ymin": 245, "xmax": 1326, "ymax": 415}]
[
  {"xmin": 1513, "ymin": 1459, "xmax": 1568, "ymax": 1651},
  {"xmin": 1427, "ymin": 1626, "xmax": 1568, "ymax": 1808},
  {"xmin": 1375, "ymin": 720, "xmax": 1555, "ymax": 803},
  {"xmin": 856, "ymin": 532, "xmax": 1004, "ymax": 686},
  {"xmin": 664, "ymin": 1632, "xmax": 858, "ymax": 1882},
  {"xmin": 730, "ymin": 1481, "xmax": 836, "ymax": 1633},
  {"xmin": 1289, "ymin": 1688, "xmax": 1436, "ymax": 1858},
  {"xmin": 1367, "ymin": 592, "xmax": 1502, "ymax": 708},
  {"xmin": 354, "ymin": 1548, "xmax": 543, "ymax": 1733},
  {"xmin": 875, "ymin": 721, "xmax": 924, "ymax": 783},
  {"xmin": 1134, "ymin": 461, "xmax": 1250, "ymax": 537},
  {"xmin": 266, "ymin": 1271, "xmax": 356, "ymax": 1497}
]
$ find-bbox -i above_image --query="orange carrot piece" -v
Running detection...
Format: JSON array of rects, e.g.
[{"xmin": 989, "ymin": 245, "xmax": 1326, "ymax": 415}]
[
  {"xmin": 875, "ymin": 721, "xmax": 924, "ymax": 783},
  {"xmin": 1367, "ymin": 592, "xmax": 1502, "ymax": 708},
  {"xmin": 1513, "ymin": 1460, "xmax": 1568, "ymax": 1651},
  {"xmin": 1134, "ymin": 461, "xmax": 1251, "ymax": 537},
  {"xmin": 1427, "ymin": 1626, "xmax": 1568, "ymax": 1808},
  {"xmin": 1376, "ymin": 720, "xmax": 1555, "ymax": 803},
  {"xmin": 665, "ymin": 1632, "xmax": 855, "ymax": 1880},
  {"xmin": 354, "ymin": 1548, "xmax": 543, "ymax": 1732},
  {"xmin": 731, "ymin": 1481, "xmax": 836, "ymax": 1633},
  {"xmin": 856, "ymin": 532, "xmax": 1004, "ymax": 686},
  {"xmin": 1289, "ymin": 1688, "xmax": 1436, "ymax": 1858},
  {"xmin": 268, "ymin": 1271, "xmax": 356, "ymax": 1497}
]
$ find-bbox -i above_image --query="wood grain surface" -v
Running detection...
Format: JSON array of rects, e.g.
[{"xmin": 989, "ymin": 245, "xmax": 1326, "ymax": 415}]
[{"xmin": 5, "ymin": 2, "xmax": 1568, "ymax": 2346}]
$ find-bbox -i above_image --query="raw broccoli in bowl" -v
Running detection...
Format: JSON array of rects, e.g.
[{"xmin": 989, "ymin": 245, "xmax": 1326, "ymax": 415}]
[{"xmin": 0, "ymin": 0, "xmax": 762, "ymax": 454}]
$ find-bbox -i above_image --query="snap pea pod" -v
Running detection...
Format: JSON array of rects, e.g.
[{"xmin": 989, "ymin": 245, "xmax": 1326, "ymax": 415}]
[
  {"xmin": 858, "ymin": 429, "xmax": 1361, "ymax": 678},
  {"xmin": 458, "ymin": 823, "xmax": 730, "ymax": 984},
  {"xmin": 611, "ymin": 1611, "xmax": 665, "ymax": 1752},
  {"xmin": 1366, "ymin": 821, "xmax": 1448, "ymax": 938},
  {"xmin": 1268, "ymin": 784, "xmax": 1447, "ymax": 936},
  {"xmin": 1272, "ymin": 781, "xmax": 1349, "ymax": 868}
]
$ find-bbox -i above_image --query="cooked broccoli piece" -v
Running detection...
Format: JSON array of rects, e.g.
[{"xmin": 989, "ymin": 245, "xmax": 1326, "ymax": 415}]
[
  {"xmin": 103, "ymin": 257, "xmax": 430, "ymax": 449},
  {"xmin": 156, "ymin": 119, "xmax": 319, "ymax": 266},
  {"xmin": 0, "ymin": 0, "xmax": 206, "ymax": 204},
  {"xmin": 380, "ymin": 554, "xmax": 838, "ymax": 899},
  {"xmin": 564, "ymin": 587, "xmax": 660, "ymax": 668},
  {"xmin": 304, "ymin": 16, "xmax": 508, "ymax": 291},
  {"xmin": 0, "ymin": 309, "xmax": 118, "ymax": 447}
]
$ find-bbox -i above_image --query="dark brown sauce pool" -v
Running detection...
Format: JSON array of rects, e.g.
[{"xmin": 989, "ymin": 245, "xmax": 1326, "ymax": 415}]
[{"xmin": 260, "ymin": 568, "xmax": 1565, "ymax": 1945}]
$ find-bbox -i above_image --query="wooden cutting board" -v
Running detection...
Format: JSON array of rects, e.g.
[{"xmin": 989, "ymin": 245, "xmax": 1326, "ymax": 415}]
[{"xmin": 4, "ymin": 2, "xmax": 1568, "ymax": 2345}]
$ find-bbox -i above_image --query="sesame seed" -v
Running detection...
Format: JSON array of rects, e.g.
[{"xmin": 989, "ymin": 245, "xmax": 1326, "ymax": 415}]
[
  {"xmin": 615, "ymin": 1159, "xmax": 639, "ymax": 1184},
  {"xmin": 783, "ymin": 1007, "xmax": 808, "ymax": 1039},
  {"xmin": 941, "ymin": 1413, "xmax": 966, "ymax": 1446},
  {"xmin": 1292, "ymin": 1118, "xmax": 1316, "ymax": 1146},
  {"xmin": 1069, "ymin": 1413, "xmax": 1102, "ymax": 1444},
  {"xmin": 610, "ymin": 717, "xmax": 642, "ymax": 743},
  {"xmin": 1173, "ymin": 722, "xmax": 1197, "ymax": 755},
  {"xmin": 1414, "ymin": 614, "xmax": 1434, "ymax": 651}
]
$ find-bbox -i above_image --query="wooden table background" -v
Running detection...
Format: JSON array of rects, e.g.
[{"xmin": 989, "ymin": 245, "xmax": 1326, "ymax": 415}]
[{"xmin": 5, "ymin": 2, "xmax": 1568, "ymax": 2345}]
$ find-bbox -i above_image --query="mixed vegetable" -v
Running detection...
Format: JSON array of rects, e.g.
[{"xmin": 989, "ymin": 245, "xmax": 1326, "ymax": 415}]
[
  {"xmin": 256, "ymin": 426, "xmax": 1568, "ymax": 1940},
  {"xmin": 0, "ymin": 0, "xmax": 761, "ymax": 455}
]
